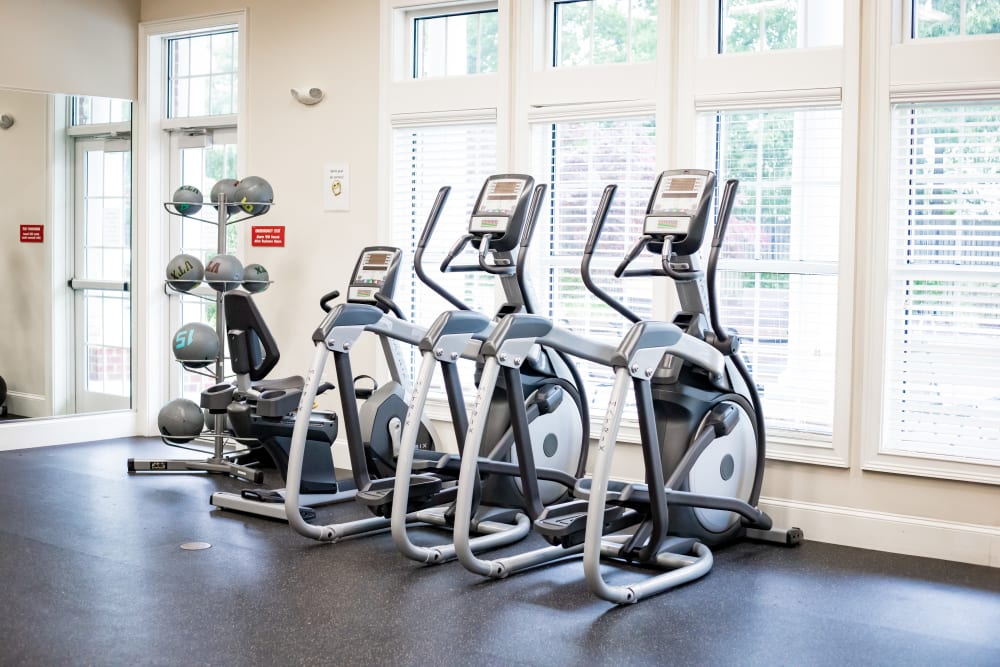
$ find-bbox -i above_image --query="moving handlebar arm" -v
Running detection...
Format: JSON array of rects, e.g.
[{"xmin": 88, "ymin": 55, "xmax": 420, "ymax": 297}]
[{"xmin": 482, "ymin": 315, "xmax": 727, "ymax": 385}]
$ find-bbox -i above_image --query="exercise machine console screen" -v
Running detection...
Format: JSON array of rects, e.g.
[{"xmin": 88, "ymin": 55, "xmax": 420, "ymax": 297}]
[
  {"xmin": 346, "ymin": 246, "xmax": 401, "ymax": 305},
  {"xmin": 467, "ymin": 174, "xmax": 535, "ymax": 253},
  {"xmin": 643, "ymin": 170, "xmax": 713, "ymax": 238}
]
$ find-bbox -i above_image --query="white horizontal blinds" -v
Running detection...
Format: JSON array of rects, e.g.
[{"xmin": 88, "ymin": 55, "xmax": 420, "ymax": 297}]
[
  {"xmin": 530, "ymin": 116, "xmax": 657, "ymax": 408},
  {"xmin": 390, "ymin": 123, "xmax": 497, "ymax": 394},
  {"xmin": 697, "ymin": 106, "xmax": 841, "ymax": 436},
  {"xmin": 884, "ymin": 101, "xmax": 1000, "ymax": 463}
]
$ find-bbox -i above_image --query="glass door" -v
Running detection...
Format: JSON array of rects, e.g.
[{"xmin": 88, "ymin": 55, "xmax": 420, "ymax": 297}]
[{"xmin": 72, "ymin": 137, "xmax": 132, "ymax": 413}]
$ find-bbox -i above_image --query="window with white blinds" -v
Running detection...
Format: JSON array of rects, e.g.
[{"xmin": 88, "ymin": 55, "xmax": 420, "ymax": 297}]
[
  {"xmin": 390, "ymin": 123, "xmax": 498, "ymax": 394},
  {"xmin": 530, "ymin": 115, "xmax": 657, "ymax": 410},
  {"xmin": 697, "ymin": 106, "xmax": 842, "ymax": 437},
  {"xmin": 883, "ymin": 101, "xmax": 1000, "ymax": 464}
]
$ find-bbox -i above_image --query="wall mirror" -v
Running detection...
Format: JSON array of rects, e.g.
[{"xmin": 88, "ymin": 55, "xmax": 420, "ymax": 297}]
[{"xmin": 0, "ymin": 88, "xmax": 133, "ymax": 422}]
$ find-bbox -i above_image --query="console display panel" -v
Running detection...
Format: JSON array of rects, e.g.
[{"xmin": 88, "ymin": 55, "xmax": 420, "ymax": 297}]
[
  {"xmin": 469, "ymin": 177, "xmax": 528, "ymax": 234},
  {"xmin": 476, "ymin": 178, "xmax": 525, "ymax": 216},
  {"xmin": 644, "ymin": 173, "xmax": 710, "ymax": 235},
  {"xmin": 347, "ymin": 250, "xmax": 399, "ymax": 303}
]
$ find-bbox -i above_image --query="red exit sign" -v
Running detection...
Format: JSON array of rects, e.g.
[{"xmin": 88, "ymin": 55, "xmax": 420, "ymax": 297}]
[
  {"xmin": 251, "ymin": 225, "xmax": 285, "ymax": 247},
  {"xmin": 20, "ymin": 225, "xmax": 44, "ymax": 243}
]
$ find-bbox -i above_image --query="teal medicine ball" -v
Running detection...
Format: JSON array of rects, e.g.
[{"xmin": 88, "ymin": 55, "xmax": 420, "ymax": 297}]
[{"xmin": 173, "ymin": 322, "xmax": 219, "ymax": 369}]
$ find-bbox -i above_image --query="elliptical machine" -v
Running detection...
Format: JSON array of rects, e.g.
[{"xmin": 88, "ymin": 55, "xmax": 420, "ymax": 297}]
[
  {"xmin": 284, "ymin": 174, "xmax": 588, "ymax": 562},
  {"xmin": 460, "ymin": 169, "xmax": 801, "ymax": 603},
  {"xmin": 387, "ymin": 174, "xmax": 590, "ymax": 564}
]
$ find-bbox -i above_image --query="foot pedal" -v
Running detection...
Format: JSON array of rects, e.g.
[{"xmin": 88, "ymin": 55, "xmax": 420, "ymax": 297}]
[
  {"xmin": 242, "ymin": 489, "xmax": 285, "ymax": 504},
  {"xmin": 535, "ymin": 501, "xmax": 639, "ymax": 548},
  {"xmin": 355, "ymin": 475, "xmax": 443, "ymax": 517}
]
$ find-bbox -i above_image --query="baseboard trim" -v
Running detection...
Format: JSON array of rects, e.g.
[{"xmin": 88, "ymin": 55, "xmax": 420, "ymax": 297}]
[
  {"xmin": 5, "ymin": 391, "xmax": 47, "ymax": 419},
  {"xmin": 0, "ymin": 410, "xmax": 140, "ymax": 451},
  {"xmin": 761, "ymin": 496, "xmax": 1000, "ymax": 568}
]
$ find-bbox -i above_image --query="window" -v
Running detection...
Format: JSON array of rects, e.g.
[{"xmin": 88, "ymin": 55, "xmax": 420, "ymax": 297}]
[
  {"xmin": 856, "ymin": 1, "xmax": 1000, "ymax": 482},
  {"xmin": 174, "ymin": 134, "xmax": 239, "ymax": 399},
  {"xmin": 883, "ymin": 101, "xmax": 1000, "ymax": 464},
  {"xmin": 167, "ymin": 29, "xmax": 239, "ymax": 118},
  {"xmin": 390, "ymin": 122, "xmax": 497, "ymax": 394},
  {"xmin": 530, "ymin": 115, "xmax": 657, "ymax": 408},
  {"xmin": 719, "ymin": 0, "xmax": 843, "ymax": 53},
  {"xmin": 688, "ymin": 0, "xmax": 852, "ymax": 463},
  {"xmin": 412, "ymin": 7, "xmax": 498, "ymax": 78},
  {"xmin": 553, "ymin": 0, "xmax": 657, "ymax": 66},
  {"xmin": 910, "ymin": 0, "xmax": 1000, "ymax": 38},
  {"xmin": 158, "ymin": 25, "xmax": 241, "ymax": 401},
  {"xmin": 697, "ymin": 107, "xmax": 842, "ymax": 436}
]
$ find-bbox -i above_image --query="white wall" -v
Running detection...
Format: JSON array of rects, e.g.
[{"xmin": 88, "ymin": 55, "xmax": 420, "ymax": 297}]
[
  {"xmin": 0, "ymin": 91, "xmax": 50, "ymax": 417},
  {"xmin": 0, "ymin": 0, "xmax": 138, "ymax": 99}
]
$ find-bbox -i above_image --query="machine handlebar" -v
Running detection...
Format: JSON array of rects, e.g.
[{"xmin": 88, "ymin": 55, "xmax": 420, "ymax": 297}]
[
  {"xmin": 414, "ymin": 187, "xmax": 472, "ymax": 311},
  {"xmin": 581, "ymin": 185, "xmax": 642, "ymax": 324},
  {"xmin": 319, "ymin": 290, "xmax": 341, "ymax": 312}
]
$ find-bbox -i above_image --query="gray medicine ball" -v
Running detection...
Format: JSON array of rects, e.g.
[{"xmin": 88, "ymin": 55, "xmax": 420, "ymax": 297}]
[
  {"xmin": 158, "ymin": 398, "xmax": 205, "ymax": 443},
  {"xmin": 165, "ymin": 253, "xmax": 204, "ymax": 292}
]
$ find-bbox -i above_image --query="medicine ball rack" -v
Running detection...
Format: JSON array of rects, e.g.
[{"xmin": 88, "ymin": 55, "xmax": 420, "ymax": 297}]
[{"xmin": 127, "ymin": 192, "xmax": 274, "ymax": 481}]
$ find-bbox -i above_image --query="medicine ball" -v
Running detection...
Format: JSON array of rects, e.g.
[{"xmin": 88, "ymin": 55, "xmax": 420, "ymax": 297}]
[
  {"xmin": 165, "ymin": 253, "xmax": 204, "ymax": 292},
  {"xmin": 172, "ymin": 185, "xmax": 203, "ymax": 216},
  {"xmin": 158, "ymin": 398, "xmax": 205, "ymax": 444},
  {"xmin": 210, "ymin": 178, "xmax": 240, "ymax": 216},
  {"xmin": 242, "ymin": 263, "xmax": 270, "ymax": 293},
  {"xmin": 204, "ymin": 254, "xmax": 244, "ymax": 292},
  {"xmin": 234, "ymin": 176, "xmax": 273, "ymax": 215},
  {"xmin": 173, "ymin": 322, "xmax": 219, "ymax": 369}
]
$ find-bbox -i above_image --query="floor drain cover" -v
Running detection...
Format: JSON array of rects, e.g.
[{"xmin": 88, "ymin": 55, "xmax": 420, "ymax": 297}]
[{"xmin": 180, "ymin": 541, "xmax": 212, "ymax": 551}]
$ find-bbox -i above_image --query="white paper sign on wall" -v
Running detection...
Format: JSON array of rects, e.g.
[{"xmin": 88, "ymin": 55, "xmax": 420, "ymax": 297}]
[{"xmin": 324, "ymin": 163, "xmax": 350, "ymax": 211}]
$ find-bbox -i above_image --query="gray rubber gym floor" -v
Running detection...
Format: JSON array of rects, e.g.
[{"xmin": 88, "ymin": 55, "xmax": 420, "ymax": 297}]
[{"xmin": 1, "ymin": 437, "xmax": 998, "ymax": 666}]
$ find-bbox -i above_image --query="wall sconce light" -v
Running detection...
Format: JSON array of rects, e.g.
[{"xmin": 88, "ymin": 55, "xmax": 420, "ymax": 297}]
[{"xmin": 291, "ymin": 88, "xmax": 324, "ymax": 106}]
